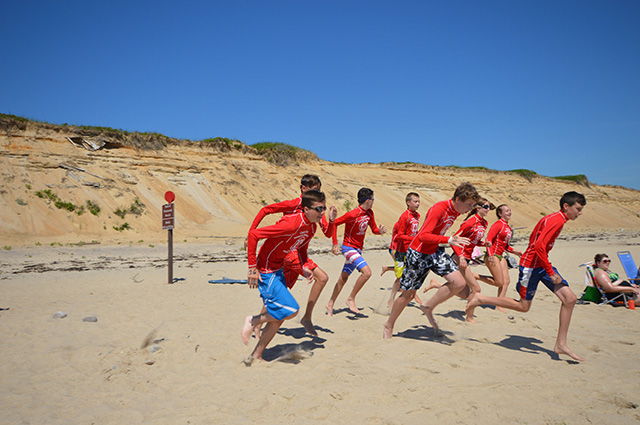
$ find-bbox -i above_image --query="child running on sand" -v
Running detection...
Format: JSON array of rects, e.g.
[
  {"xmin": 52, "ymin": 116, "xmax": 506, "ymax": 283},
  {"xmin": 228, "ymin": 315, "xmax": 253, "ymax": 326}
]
[
  {"xmin": 242, "ymin": 190, "xmax": 337, "ymax": 365},
  {"xmin": 326, "ymin": 188, "xmax": 387, "ymax": 315},
  {"xmin": 466, "ymin": 191, "xmax": 586, "ymax": 362},
  {"xmin": 449, "ymin": 197, "xmax": 493, "ymax": 322},
  {"xmin": 383, "ymin": 182, "xmax": 480, "ymax": 338},
  {"xmin": 476, "ymin": 204, "xmax": 523, "ymax": 309},
  {"xmin": 385, "ymin": 192, "xmax": 436, "ymax": 307},
  {"xmin": 247, "ymin": 174, "xmax": 337, "ymax": 335}
]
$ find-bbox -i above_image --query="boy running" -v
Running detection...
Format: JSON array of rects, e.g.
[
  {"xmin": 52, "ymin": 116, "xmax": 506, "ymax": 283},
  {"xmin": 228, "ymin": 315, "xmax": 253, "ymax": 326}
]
[
  {"xmin": 383, "ymin": 182, "xmax": 480, "ymax": 338},
  {"xmin": 247, "ymin": 174, "xmax": 337, "ymax": 335},
  {"xmin": 466, "ymin": 191, "xmax": 586, "ymax": 362},
  {"xmin": 241, "ymin": 190, "xmax": 337, "ymax": 364},
  {"xmin": 386, "ymin": 192, "xmax": 433, "ymax": 306},
  {"xmin": 326, "ymin": 188, "xmax": 387, "ymax": 315}
]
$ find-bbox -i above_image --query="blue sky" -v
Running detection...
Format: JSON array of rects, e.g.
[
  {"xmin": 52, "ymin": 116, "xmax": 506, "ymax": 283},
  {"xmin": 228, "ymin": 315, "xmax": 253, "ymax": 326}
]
[{"xmin": 2, "ymin": 1, "xmax": 639, "ymax": 190}]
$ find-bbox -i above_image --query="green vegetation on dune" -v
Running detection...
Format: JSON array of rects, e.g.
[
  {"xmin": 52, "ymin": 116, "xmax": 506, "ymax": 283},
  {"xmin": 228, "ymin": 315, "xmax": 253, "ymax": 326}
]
[
  {"xmin": 2, "ymin": 114, "xmax": 602, "ymax": 186},
  {"xmin": 251, "ymin": 142, "xmax": 318, "ymax": 165},
  {"xmin": 507, "ymin": 169, "xmax": 539, "ymax": 181}
]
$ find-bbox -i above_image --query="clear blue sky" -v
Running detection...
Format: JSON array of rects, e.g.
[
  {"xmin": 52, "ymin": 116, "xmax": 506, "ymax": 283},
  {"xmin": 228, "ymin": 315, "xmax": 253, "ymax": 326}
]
[{"xmin": 2, "ymin": 0, "xmax": 639, "ymax": 190}]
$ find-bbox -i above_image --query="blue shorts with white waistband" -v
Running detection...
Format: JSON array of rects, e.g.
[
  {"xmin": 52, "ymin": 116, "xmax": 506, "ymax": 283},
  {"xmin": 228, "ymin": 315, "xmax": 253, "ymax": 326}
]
[{"xmin": 258, "ymin": 270, "xmax": 299, "ymax": 320}]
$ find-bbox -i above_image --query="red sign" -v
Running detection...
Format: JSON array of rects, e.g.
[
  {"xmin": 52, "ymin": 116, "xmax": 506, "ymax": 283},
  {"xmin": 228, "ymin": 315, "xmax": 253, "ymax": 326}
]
[
  {"xmin": 165, "ymin": 191, "xmax": 175, "ymax": 203},
  {"xmin": 162, "ymin": 203, "xmax": 175, "ymax": 229}
]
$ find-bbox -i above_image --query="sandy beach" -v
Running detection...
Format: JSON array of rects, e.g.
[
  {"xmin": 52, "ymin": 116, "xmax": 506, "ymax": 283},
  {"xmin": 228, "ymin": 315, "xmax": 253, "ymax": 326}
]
[{"xmin": 1, "ymin": 234, "xmax": 639, "ymax": 425}]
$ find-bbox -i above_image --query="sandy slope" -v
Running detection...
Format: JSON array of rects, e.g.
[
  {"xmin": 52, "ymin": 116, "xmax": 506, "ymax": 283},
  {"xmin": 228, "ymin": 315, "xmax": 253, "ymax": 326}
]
[{"xmin": 1, "ymin": 119, "xmax": 640, "ymax": 249}]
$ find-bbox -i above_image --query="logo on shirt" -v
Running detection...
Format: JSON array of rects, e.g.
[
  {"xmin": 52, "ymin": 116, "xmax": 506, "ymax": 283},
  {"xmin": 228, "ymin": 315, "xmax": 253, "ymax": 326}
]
[
  {"xmin": 410, "ymin": 218, "xmax": 420, "ymax": 236},
  {"xmin": 287, "ymin": 231, "xmax": 310, "ymax": 253},
  {"xmin": 356, "ymin": 217, "xmax": 370, "ymax": 235}
]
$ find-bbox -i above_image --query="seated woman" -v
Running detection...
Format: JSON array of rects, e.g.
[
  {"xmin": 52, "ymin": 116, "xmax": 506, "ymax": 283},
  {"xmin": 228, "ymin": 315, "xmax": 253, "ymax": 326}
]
[{"xmin": 592, "ymin": 253, "xmax": 640, "ymax": 301}]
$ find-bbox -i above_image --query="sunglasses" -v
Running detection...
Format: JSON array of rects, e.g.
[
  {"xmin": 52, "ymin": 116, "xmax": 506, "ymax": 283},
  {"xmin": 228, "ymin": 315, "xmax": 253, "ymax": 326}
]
[
  {"xmin": 602, "ymin": 259, "xmax": 611, "ymax": 264},
  {"xmin": 309, "ymin": 206, "xmax": 327, "ymax": 213},
  {"xmin": 480, "ymin": 204, "xmax": 490, "ymax": 210}
]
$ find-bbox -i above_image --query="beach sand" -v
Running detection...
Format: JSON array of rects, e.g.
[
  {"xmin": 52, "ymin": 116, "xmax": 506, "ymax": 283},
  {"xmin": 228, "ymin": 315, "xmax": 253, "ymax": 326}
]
[{"xmin": 1, "ymin": 236, "xmax": 639, "ymax": 424}]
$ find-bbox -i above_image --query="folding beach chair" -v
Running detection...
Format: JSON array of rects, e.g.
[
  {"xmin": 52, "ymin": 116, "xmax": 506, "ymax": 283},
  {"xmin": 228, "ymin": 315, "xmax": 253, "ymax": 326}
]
[
  {"xmin": 580, "ymin": 263, "xmax": 629, "ymax": 307},
  {"xmin": 616, "ymin": 251, "xmax": 640, "ymax": 285}
]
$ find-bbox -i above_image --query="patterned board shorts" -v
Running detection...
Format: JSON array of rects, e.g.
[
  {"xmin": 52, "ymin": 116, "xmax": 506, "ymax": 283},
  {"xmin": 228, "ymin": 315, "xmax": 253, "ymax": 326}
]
[{"xmin": 400, "ymin": 248, "xmax": 458, "ymax": 291}]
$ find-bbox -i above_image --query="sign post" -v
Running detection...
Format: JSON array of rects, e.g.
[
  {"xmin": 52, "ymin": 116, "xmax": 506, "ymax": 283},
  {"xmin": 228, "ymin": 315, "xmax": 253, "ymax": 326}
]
[{"xmin": 162, "ymin": 191, "xmax": 176, "ymax": 284}]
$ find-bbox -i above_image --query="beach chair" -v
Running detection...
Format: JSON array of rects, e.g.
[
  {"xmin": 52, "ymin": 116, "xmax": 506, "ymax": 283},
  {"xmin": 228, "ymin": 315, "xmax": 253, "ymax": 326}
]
[
  {"xmin": 580, "ymin": 263, "xmax": 629, "ymax": 307},
  {"xmin": 616, "ymin": 251, "xmax": 640, "ymax": 285}
]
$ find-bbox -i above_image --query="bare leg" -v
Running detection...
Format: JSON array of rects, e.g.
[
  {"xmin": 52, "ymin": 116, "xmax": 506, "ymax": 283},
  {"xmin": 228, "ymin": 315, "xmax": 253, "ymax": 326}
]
[
  {"xmin": 383, "ymin": 289, "xmax": 415, "ymax": 339},
  {"xmin": 486, "ymin": 256, "xmax": 507, "ymax": 312},
  {"xmin": 388, "ymin": 277, "xmax": 401, "ymax": 307},
  {"xmin": 553, "ymin": 285, "xmax": 584, "ymax": 361},
  {"xmin": 301, "ymin": 267, "xmax": 328, "ymax": 336},
  {"xmin": 496, "ymin": 259, "xmax": 511, "ymax": 298},
  {"xmin": 421, "ymin": 271, "xmax": 467, "ymax": 335},
  {"xmin": 381, "ymin": 265, "xmax": 393, "ymax": 276},
  {"xmin": 459, "ymin": 262, "xmax": 482, "ymax": 323},
  {"xmin": 241, "ymin": 310, "xmax": 281, "ymax": 345},
  {"xmin": 326, "ymin": 271, "xmax": 349, "ymax": 316},
  {"xmin": 346, "ymin": 265, "xmax": 372, "ymax": 314},
  {"xmin": 249, "ymin": 320, "xmax": 283, "ymax": 361},
  {"xmin": 466, "ymin": 292, "xmax": 531, "ymax": 314}
]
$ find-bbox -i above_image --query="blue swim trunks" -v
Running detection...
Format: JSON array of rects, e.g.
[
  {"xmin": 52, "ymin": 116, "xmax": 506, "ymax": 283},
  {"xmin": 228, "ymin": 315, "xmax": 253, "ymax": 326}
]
[
  {"xmin": 341, "ymin": 245, "xmax": 369, "ymax": 275},
  {"xmin": 516, "ymin": 266, "xmax": 569, "ymax": 300},
  {"xmin": 258, "ymin": 270, "xmax": 299, "ymax": 320}
]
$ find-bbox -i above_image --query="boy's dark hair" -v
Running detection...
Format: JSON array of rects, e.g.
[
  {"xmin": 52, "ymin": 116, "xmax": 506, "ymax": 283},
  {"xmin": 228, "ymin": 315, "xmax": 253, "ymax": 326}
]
[
  {"xmin": 560, "ymin": 191, "xmax": 586, "ymax": 208},
  {"xmin": 300, "ymin": 174, "xmax": 321, "ymax": 189},
  {"xmin": 301, "ymin": 189, "xmax": 326, "ymax": 208},
  {"xmin": 452, "ymin": 182, "xmax": 479, "ymax": 203},
  {"xmin": 357, "ymin": 188, "xmax": 374, "ymax": 204},
  {"xmin": 405, "ymin": 192, "xmax": 419, "ymax": 203}
]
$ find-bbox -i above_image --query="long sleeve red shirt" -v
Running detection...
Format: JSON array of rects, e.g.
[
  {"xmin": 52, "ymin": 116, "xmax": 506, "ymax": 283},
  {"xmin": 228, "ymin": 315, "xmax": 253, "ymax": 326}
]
[
  {"xmin": 409, "ymin": 199, "xmax": 459, "ymax": 255},
  {"xmin": 519, "ymin": 211, "xmax": 568, "ymax": 276}
]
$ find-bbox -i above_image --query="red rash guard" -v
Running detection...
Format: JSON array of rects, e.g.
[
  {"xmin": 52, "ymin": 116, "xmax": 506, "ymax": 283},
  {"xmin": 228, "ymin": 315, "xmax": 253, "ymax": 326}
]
[
  {"xmin": 393, "ymin": 209, "xmax": 421, "ymax": 253},
  {"xmin": 451, "ymin": 214, "xmax": 487, "ymax": 259},
  {"xmin": 485, "ymin": 219, "xmax": 515, "ymax": 256},
  {"xmin": 519, "ymin": 211, "xmax": 568, "ymax": 276},
  {"xmin": 331, "ymin": 206, "xmax": 382, "ymax": 250},
  {"xmin": 250, "ymin": 195, "xmax": 333, "ymax": 238},
  {"xmin": 409, "ymin": 199, "xmax": 459, "ymax": 255},
  {"xmin": 247, "ymin": 212, "xmax": 317, "ymax": 274}
]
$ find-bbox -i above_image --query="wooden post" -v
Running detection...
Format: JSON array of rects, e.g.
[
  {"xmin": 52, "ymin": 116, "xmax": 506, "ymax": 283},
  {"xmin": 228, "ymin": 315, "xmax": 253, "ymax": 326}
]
[{"xmin": 168, "ymin": 228, "xmax": 173, "ymax": 284}]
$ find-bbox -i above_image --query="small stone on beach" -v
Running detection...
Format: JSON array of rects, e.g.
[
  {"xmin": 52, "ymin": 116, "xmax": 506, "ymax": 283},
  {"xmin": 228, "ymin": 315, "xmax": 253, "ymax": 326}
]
[
  {"xmin": 149, "ymin": 344, "xmax": 162, "ymax": 354},
  {"xmin": 52, "ymin": 311, "xmax": 67, "ymax": 319},
  {"xmin": 83, "ymin": 316, "xmax": 98, "ymax": 322}
]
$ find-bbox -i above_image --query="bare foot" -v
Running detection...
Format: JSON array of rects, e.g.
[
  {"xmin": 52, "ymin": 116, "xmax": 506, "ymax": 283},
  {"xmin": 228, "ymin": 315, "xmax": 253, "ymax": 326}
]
[
  {"xmin": 300, "ymin": 318, "xmax": 318, "ymax": 336},
  {"xmin": 423, "ymin": 278, "xmax": 443, "ymax": 293},
  {"xmin": 419, "ymin": 304, "xmax": 440, "ymax": 336},
  {"xmin": 242, "ymin": 356, "xmax": 264, "ymax": 367},
  {"xmin": 413, "ymin": 294, "xmax": 423, "ymax": 304},
  {"xmin": 382, "ymin": 322, "xmax": 393, "ymax": 339},
  {"xmin": 465, "ymin": 293, "xmax": 479, "ymax": 322},
  {"xmin": 496, "ymin": 306, "xmax": 507, "ymax": 313},
  {"xmin": 381, "ymin": 266, "xmax": 387, "ymax": 276},
  {"xmin": 346, "ymin": 298, "xmax": 360, "ymax": 314},
  {"xmin": 325, "ymin": 300, "xmax": 334, "ymax": 317},
  {"xmin": 241, "ymin": 315, "xmax": 254, "ymax": 345},
  {"xmin": 554, "ymin": 343, "xmax": 585, "ymax": 362}
]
